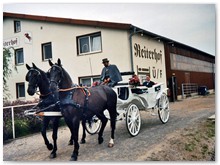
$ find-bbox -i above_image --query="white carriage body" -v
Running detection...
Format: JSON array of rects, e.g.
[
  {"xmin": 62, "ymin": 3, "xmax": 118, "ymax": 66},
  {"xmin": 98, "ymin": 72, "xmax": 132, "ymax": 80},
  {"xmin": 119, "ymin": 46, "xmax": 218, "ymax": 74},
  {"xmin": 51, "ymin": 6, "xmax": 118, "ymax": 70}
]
[{"xmin": 113, "ymin": 82, "xmax": 168, "ymax": 111}]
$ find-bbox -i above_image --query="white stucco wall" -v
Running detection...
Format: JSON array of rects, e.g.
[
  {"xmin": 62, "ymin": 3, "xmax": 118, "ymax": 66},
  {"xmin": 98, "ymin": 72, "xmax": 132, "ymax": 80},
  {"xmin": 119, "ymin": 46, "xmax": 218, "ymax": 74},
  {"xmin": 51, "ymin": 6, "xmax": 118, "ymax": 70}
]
[
  {"xmin": 3, "ymin": 18, "xmax": 132, "ymax": 101},
  {"xmin": 4, "ymin": 17, "xmax": 167, "ymax": 102}
]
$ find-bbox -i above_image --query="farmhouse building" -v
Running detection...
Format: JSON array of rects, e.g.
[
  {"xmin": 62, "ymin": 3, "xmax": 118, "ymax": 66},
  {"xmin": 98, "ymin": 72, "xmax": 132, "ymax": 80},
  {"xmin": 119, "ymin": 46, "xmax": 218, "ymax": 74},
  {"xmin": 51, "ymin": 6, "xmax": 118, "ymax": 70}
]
[{"xmin": 3, "ymin": 12, "xmax": 215, "ymax": 102}]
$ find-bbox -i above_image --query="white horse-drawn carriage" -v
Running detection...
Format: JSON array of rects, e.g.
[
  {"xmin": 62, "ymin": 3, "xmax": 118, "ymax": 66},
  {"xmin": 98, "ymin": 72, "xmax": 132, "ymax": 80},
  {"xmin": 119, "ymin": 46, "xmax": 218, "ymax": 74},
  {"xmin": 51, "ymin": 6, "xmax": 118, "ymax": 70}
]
[
  {"xmin": 25, "ymin": 61, "xmax": 170, "ymax": 160},
  {"xmin": 85, "ymin": 82, "xmax": 170, "ymax": 137}
]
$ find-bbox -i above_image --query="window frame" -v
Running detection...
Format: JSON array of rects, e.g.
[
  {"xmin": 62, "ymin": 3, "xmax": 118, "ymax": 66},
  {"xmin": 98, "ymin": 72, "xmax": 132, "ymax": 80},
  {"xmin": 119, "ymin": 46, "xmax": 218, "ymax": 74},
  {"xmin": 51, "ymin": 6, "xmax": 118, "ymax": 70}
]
[
  {"xmin": 42, "ymin": 42, "xmax": 53, "ymax": 61},
  {"xmin": 79, "ymin": 76, "xmax": 100, "ymax": 87},
  {"xmin": 16, "ymin": 82, "xmax": 25, "ymax": 99},
  {"xmin": 15, "ymin": 48, "xmax": 24, "ymax": 65},
  {"xmin": 77, "ymin": 32, "xmax": 102, "ymax": 55},
  {"xmin": 14, "ymin": 20, "xmax": 21, "ymax": 33}
]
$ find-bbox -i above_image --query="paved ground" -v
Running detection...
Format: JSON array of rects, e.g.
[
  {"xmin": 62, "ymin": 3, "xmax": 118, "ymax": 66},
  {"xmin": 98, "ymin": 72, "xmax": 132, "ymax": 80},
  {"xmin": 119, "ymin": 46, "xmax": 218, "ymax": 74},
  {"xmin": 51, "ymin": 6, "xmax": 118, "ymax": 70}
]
[{"xmin": 3, "ymin": 94, "xmax": 215, "ymax": 161}]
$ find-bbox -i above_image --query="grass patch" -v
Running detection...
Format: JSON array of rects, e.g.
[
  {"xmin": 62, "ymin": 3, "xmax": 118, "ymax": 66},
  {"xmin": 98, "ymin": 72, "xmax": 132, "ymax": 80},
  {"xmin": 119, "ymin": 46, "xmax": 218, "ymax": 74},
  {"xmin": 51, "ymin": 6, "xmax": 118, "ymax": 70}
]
[
  {"xmin": 185, "ymin": 142, "xmax": 196, "ymax": 152},
  {"xmin": 147, "ymin": 118, "xmax": 215, "ymax": 161}
]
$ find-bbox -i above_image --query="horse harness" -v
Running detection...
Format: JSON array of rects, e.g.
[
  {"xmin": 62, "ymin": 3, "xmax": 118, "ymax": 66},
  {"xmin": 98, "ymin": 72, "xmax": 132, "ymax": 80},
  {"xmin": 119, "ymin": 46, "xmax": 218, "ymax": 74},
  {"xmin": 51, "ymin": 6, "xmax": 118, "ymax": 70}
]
[
  {"xmin": 59, "ymin": 86, "xmax": 91, "ymax": 114},
  {"xmin": 48, "ymin": 64, "xmax": 91, "ymax": 115}
]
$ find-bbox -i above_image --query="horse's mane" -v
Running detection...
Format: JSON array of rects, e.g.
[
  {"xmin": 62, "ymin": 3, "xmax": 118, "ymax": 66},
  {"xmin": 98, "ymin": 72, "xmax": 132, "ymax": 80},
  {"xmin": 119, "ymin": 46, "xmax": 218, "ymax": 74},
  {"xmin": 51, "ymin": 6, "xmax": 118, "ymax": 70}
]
[
  {"xmin": 35, "ymin": 67, "xmax": 49, "ymax": 85},
  {"xmin": 58, "ymin": 65, "xmax": 73, "ymax": 88}
]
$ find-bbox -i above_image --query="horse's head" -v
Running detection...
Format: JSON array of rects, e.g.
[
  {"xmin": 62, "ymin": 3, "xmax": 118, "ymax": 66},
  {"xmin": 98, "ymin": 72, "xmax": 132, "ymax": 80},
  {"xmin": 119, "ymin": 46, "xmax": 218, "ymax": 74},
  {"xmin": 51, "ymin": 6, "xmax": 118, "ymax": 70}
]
[
  {"xmin": 25, "ymin": 63, "xmax": 42, "ymax": 96},
  {"xmin": 48, "ymin": 58, "xmax": 63, "ymax": 93}
]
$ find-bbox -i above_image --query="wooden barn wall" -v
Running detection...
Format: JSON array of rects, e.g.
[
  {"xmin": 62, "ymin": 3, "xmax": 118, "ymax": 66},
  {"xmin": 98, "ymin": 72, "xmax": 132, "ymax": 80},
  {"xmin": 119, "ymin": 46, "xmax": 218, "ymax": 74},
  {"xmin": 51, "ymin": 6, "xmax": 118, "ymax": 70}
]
[{"xmin": 164, "ymin": 43, "xmax": 215, "ymax": 96}]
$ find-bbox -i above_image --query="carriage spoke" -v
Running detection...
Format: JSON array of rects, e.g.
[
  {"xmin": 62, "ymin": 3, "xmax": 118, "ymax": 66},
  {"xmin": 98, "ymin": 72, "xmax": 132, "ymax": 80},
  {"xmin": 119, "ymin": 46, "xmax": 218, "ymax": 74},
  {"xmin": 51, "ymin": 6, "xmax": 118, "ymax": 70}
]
[
  {"xmin": 127, "ymin": 119, "xmax": 131, "ymax": 125},
  {"xmin": 133, "ymin": 123, "xmax": 136, "ymax": 133}
]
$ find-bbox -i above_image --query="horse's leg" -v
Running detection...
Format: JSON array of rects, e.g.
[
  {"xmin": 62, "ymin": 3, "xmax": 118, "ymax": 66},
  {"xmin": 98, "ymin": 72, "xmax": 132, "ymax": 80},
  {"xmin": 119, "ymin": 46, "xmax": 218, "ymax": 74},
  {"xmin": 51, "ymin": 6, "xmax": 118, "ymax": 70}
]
[
  {"xmin": 68, "ymin": 133, "xmax": 74, "ymax": 145},
  {"xmin": 41, "ymin": 117, "xmax": 53, "ymax": 150},
  {"xmin": 50, "ymin": 117, "xmax": 60, "ymax": 159},
  {"xmin": 108, "ymin": 107, "xmax": 117, "ymax": 148},
  {"xmin": 97, "ymin": 113, "xmax": 108, "ymax": 144},
  {"xmin": 80, "ymin": 119, "xmax": 86, "ymax": 144},
  {"xmin": 70, "ymin": 116, "xmax": 80, "ymax": 161}
]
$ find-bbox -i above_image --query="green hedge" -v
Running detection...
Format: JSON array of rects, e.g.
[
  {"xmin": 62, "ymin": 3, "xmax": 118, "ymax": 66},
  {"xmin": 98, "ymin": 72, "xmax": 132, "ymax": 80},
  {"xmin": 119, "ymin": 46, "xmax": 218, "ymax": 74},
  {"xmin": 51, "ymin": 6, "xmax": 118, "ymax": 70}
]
[
  {"xmin": 4, "ymin": 117, "xmax": 67, "ymax": 142},
  {"xmin": 3, "ymin": 103, "xmax": 67, "ymax": 142}
]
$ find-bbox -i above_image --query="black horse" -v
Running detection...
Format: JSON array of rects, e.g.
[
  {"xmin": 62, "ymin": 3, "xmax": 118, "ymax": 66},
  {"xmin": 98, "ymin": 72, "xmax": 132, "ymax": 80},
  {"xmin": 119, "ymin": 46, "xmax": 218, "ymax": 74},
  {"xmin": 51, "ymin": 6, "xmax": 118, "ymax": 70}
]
[
  {"xmin": 25, "ymin": 63, "xmax": 62, "ymax": 159},
  {"xmin": 48, "ymin": 58, "xmax": 117, "ymax": 161}
]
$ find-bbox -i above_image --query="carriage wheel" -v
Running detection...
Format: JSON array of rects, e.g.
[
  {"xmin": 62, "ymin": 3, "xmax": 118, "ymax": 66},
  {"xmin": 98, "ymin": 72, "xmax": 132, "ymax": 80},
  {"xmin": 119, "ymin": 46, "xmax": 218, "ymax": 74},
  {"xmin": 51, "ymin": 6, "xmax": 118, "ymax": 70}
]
[
  {"xmin": 85, "ymin": 115, "xmax": 101, "ymax": 135},
  {"xmin": 126, "ymin": 104, "xmax": 141, "ymax": 137},
  {"xmin": 158, "ymin": 93, "xmax": 170, "ymax": 124}
]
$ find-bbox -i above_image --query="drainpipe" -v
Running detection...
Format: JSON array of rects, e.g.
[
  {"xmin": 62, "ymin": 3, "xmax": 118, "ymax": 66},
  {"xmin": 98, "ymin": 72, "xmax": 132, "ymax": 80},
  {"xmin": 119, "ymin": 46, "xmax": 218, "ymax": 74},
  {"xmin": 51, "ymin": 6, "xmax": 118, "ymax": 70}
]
[
  {"xmin": 129, "ymin": 28, "xmax": 135, "ymax": 73},
  {"xmin": 212, "ymin": 62, "xmax": 215, "ymax": 90},
  {"xmin": 129, "ymin": 27, "xmax": 143, "ymax": 73}
]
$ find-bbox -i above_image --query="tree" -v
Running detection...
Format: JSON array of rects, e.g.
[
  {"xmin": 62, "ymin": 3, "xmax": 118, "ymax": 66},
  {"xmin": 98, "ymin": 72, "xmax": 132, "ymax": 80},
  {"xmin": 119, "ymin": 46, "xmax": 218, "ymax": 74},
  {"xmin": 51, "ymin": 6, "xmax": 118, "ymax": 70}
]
[{"xmin": 3, "ymin": 48, "xmax": 16, "ymax": 101}]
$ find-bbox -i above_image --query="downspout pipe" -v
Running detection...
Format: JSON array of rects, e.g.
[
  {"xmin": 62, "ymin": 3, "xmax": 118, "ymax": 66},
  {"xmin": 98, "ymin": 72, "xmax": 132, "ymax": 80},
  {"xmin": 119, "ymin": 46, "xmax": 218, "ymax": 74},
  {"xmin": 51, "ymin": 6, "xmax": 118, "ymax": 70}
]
[
  {"xmin": 129, "ymin": 26, "xmax": 143, "ymax": 73},
  {"xmin": 129, "ymin": 31, "xmax": 134, "ymax": 73}
]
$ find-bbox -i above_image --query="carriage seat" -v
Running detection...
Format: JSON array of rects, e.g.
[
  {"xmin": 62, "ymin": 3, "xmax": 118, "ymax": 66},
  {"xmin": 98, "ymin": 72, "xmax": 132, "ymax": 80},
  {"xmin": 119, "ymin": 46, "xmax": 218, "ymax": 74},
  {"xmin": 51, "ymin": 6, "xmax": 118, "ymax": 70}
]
[
  {"xmin": 131, "ymin": 88, "xmax": 145, "ymax": 94},
  {"xmin": 117, "ymin": 87, "xmax": 129, "ymax": 100}
]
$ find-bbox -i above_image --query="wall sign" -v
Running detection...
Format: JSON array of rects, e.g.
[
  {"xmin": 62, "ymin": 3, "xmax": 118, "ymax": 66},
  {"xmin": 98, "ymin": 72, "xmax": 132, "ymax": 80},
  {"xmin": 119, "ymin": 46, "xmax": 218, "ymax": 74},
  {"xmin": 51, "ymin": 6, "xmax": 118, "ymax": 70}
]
[
  {"xmin": 3, "ymin": 37, "xmax": 20, "ymax": 48},
  {"xmin": 134, "ymin": 43, "xmax": 162, "ymax": 63},
  {"xmin": 24, "ymin": 32, "xmax": 32, "ymax": 44},
  {"xmin": 137, "ymin": 65, "xmax": 163, "ymax": 79}
]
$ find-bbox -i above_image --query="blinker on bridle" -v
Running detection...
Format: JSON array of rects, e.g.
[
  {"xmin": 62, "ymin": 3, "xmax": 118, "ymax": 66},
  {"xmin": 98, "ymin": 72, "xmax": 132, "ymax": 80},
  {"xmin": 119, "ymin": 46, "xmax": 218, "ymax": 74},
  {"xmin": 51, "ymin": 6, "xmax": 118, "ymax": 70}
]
[
  {"xmin": 27, "ymin": 68, "xmax": 41, "ymax": 91},
  {"xmin": 49, "ymin": 65, "xmax": 64, "ymax": 87}
]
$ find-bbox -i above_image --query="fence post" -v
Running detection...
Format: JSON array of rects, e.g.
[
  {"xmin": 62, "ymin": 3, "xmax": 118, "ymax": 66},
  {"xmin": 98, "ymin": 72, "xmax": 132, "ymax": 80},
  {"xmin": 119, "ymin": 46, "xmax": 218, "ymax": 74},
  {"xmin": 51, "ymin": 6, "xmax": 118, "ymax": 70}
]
[
  {"xmin": 182, "ymin": 84, "xmax": 184, "ymax": 99},
  {"xmin": 11, "ymin": 106, "xmax": 15, "ymax": 139}
]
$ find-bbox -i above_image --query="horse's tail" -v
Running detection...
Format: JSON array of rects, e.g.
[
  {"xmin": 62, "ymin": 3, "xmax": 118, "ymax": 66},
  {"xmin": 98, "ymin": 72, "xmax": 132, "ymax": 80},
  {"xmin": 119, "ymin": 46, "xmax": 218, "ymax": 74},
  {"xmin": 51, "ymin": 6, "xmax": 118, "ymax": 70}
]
[
  {"xmin": 103, "ymin": 86, "xmax": 117, "ymax": 139},
  {"xmin": 103, "ymin": 86, "xmax": 117, "ymax": 113}
]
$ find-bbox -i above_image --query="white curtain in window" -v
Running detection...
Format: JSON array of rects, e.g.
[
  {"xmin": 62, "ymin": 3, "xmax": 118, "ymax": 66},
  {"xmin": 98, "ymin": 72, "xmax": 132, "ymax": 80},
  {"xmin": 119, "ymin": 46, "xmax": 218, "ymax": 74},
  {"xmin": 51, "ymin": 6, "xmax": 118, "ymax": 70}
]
[{"xmin": 91, "ymin": 36, "xmax": 101, "ymax": 51}]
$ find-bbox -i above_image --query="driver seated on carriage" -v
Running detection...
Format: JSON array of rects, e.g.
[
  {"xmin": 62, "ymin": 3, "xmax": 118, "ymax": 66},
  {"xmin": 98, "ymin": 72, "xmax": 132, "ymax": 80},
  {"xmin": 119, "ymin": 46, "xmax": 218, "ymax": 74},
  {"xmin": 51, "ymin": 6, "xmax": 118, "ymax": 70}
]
[{"xmin": 100, "ymin": 58, "xmax": 122, "ymax": 87}]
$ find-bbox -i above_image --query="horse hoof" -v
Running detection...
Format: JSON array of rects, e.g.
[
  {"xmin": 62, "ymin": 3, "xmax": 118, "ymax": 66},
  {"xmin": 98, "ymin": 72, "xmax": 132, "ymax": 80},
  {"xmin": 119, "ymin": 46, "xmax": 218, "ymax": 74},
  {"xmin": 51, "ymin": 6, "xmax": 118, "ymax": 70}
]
[
  {"xmin": 70, "ymin": 157, "xmax": 77, "ymax": 161},
  {"xmin": 98, "ymin": 137, "xmax": 104, "ymax": 144},
  {"xmin": 80, "ymin": 139, "xmax": 86, "ymax": 144},
  {"xmin": 108, "ymin": 143, "xmax": 114, "ymax": 148},
  {"xmin": 70, "ymin": 153, "xmax": 78, "ymax": 161},
  {"xmin": 50, "ymin": 153, "xmax": 57, "ymax": 159},
  {"xmin": 47, "ymin": 144, "xmax": 53, "ymax": 150},
  {"xmin": 68, "ymin": 140, "xmax": 73, "ymax": 145}
]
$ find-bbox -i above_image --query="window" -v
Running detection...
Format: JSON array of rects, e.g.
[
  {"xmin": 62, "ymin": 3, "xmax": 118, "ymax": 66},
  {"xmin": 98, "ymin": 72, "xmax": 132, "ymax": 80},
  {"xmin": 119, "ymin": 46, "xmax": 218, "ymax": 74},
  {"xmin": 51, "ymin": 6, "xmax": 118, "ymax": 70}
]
[
  {"xmin": 14, "ymin": 20, "xmax": 21, "ymax": 33},
  {"xmin": 42, "ymin": 42, "xmax": 52, "ymax": 61},
  {"xmin": 170, "ymin": 53, "xmax": 214, "ymax": 73},
  {"xmin": 79, "ymin": 76, "xmax": 100, "ymax": 87},
  {"xmin": 16, "ymin": 83, "xmax": 25, "ymax": 98},
  {"xmin": 15, "ymin": 48, "xmax": 24, "ymax": 65},
  {"xmin": 77, "ymin": 32, "xmax": 102, "ymax": 55}
]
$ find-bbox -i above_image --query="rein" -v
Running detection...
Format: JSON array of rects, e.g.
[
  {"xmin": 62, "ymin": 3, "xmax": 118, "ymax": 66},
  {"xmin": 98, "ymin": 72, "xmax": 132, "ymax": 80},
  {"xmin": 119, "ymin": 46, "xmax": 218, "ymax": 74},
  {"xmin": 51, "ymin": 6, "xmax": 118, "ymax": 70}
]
[
  {"xmin": 35, "ymin": 91, "xmax": 52, "ymax": 97},
  {"xmin": 59, "ymin": 86, "xmax": 91, "ymax": 96}
]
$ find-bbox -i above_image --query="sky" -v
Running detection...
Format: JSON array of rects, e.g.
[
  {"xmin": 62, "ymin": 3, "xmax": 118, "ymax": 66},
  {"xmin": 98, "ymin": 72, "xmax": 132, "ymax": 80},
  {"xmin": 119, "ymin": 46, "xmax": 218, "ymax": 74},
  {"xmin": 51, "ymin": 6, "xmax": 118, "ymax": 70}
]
[{"xmin": 2, "ymin": 2, "xmax": 217, "ymax": 56}]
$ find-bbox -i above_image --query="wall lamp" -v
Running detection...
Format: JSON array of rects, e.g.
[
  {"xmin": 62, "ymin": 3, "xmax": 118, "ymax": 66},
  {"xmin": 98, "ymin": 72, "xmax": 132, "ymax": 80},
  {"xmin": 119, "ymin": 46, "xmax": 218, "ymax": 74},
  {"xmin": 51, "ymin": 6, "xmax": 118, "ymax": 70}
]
[
  {"xmin": 152, "ymin": 36, "xmax": 161, "ymax": 42},
  {"xmin": 130, "ymin": 28, "xmax": 144, "ymax": 37},
  {"xmin": 168, "ymin": 41, "xmax": 174, "ymax": 46}
]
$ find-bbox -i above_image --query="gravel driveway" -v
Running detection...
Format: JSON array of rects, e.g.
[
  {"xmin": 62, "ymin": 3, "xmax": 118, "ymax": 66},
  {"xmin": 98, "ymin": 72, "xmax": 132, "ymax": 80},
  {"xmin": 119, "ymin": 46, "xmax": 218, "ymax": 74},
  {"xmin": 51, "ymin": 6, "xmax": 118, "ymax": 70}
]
[{"xmin": 3, "ymin": 94, "xmax": 215, "ymax": 161}]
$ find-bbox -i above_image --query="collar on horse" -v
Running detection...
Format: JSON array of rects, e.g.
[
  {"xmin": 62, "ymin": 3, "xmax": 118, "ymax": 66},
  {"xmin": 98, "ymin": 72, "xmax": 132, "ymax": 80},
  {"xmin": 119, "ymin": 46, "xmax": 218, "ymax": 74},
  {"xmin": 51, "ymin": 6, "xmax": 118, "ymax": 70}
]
[{"xmin": 59, "ymin": 86, "xmax": 91, "ymax": 113}]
